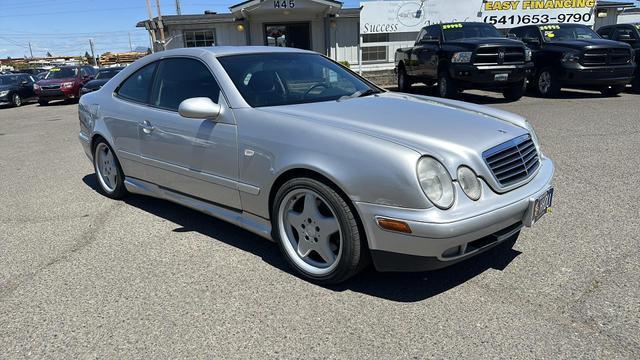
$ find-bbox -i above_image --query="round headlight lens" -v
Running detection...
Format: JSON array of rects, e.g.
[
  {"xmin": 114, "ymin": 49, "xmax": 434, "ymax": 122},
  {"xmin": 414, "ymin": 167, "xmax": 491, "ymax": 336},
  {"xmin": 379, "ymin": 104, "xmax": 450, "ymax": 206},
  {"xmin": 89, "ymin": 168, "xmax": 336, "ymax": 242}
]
[
  {"xmin": 417, "ymin": 157, "xmax": 455, "ymax": 209},
  {"xmin": 457, "ymin": 166, "xmax": 481, "ymax": 201}
]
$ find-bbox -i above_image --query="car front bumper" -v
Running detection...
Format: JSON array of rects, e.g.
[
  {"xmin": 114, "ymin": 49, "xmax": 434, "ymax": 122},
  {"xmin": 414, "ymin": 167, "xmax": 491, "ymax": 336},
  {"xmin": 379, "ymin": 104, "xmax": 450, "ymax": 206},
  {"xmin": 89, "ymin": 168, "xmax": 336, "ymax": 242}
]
[
  {"xmin": 559, "ymin": 64, "xmax": 635, "ymax": 86},
  {"xmin": 38, "ymin": 89, "xmax": 77, "ymax": 101},
  {"xmin": 449, "ymin": 63, "xmax": 534, "ymax": 87},
  {"xmin": 355, "ymin": 156, "xmax": 554, "ymax": 272}
]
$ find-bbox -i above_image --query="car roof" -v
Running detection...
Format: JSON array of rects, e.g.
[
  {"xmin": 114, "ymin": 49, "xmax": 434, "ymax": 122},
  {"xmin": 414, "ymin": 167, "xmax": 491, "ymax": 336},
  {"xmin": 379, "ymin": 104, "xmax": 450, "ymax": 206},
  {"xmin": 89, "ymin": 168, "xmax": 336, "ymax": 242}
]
[{"xmin": 151, "ymin": 46, "xmax": 314, "ymax": 58}]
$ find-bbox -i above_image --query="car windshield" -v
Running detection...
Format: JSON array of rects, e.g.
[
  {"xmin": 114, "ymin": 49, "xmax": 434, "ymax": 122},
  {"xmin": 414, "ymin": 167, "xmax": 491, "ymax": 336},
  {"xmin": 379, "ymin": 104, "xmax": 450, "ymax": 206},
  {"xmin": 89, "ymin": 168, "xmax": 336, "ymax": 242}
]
[
  {"xmin": 540, "ymin": 24, "xmax": 600, "ymax": 42},
  {"xmin": 0, "ymin": 75, "xmax": 19, "ymax": 85},
  {"xmin": 95, "ymin": 68, "xmax": 122, "ymax": 80},
  {"xmin": 442, "ymin": 23, "xmax": 503, "ymax": 41},
  {"xmin": 45, "ymin": 67, "xmax": 77, "ymax": 79},
  {"xmin": 217, "ymin": 53, "xmax": 377, "ymax": 107}
]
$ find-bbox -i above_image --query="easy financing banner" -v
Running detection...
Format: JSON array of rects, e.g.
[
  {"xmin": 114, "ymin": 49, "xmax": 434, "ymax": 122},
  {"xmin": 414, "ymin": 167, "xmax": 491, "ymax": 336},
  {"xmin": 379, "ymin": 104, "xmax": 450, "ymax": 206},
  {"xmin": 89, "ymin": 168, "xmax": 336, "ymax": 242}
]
[{"xmin": 360, "ymin": 0, "xmax": 597, "ymax": 34}]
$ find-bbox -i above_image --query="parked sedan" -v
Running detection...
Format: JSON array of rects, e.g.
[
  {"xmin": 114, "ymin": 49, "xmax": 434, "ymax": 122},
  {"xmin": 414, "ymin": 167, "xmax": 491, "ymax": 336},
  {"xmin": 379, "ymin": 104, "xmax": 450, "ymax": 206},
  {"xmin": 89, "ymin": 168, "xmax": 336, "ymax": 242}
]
[
  {"xmin": 0, "ymin": 73, "xmax": 37, "ymax": 107},
  {"xmin": 78, "ymin": 47, "xmax": 555, "ymax": 284},
  {"xmin": 80, "ymin": 66, "xmax": 125, "ymax": 96}
]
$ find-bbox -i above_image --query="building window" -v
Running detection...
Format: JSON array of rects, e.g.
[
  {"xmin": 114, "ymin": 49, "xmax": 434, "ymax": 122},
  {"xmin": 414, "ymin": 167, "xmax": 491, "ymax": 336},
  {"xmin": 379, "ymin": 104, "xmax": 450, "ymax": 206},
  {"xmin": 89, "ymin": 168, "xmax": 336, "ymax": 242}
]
[
  {"xmin": 362, "ymin": 46, "xmax": 387, "ymax": 62},
  {"xmin": 362, "ymin": 33, "xmax": 389, "ymax": 43},
  {"xmin": 183, "ymin": 30, "xmax": 216, "ymax": 47}
]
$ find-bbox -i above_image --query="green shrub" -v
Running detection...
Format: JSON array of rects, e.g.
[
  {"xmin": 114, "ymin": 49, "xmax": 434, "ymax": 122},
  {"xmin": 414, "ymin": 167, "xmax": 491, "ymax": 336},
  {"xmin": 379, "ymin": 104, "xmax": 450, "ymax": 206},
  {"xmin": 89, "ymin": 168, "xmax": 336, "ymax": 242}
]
[{"xmin": 338, "ymin": 61, "xmax": 350, "ymax": 68}]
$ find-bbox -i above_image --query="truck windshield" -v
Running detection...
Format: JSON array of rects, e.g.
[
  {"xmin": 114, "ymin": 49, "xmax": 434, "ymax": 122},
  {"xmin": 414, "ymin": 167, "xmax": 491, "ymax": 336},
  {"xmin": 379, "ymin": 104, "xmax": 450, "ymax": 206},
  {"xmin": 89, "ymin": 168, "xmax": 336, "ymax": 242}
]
[
  {"xmin": 45, "ymin": 68, "xmax": 78, "ymax": 79},
  {"xmin": 218, "ymin": 53, "xmax": 378, "ymax": 107},
  {"xmin": 540, "ymin": 24, "xmax": 600, "ymax": 42},
  {"xmin": 443, "ymin": 23, "xmax": 503, "ymax": 41}
]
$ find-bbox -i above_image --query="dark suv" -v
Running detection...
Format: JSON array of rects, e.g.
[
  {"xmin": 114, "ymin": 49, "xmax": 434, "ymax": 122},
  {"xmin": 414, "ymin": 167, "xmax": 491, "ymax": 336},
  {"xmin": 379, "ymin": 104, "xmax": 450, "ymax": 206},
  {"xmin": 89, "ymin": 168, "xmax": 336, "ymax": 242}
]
[
  {"xmin": 35, "ymin": 65, "xmax": 96, "ymax": 105},
  {"xmin": 508, "ymin": 24, "xmax": 635, "ymax": 97},
  {"xmin": 396, "ymin": 22, "xmax": 533, "ymax": 100},
  {"xmin": 597, "ymin": 23, "xmax": 640, "ymax": 92}
]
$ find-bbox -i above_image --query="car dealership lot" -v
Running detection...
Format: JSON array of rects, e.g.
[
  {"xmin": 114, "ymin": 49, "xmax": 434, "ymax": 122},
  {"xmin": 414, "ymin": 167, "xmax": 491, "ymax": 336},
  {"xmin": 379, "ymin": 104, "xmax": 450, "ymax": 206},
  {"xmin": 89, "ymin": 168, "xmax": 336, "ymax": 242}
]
[{"xmin": 1, "ymin": 92, "xmax": 639, "ymax": 358}]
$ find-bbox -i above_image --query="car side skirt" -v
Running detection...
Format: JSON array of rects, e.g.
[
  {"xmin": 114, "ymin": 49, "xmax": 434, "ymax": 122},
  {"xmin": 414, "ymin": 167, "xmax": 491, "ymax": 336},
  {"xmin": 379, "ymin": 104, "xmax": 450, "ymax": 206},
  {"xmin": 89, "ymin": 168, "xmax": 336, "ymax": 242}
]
[{"xmin": 123, "ymin": 177, "xmax": 274, "ymax": 241}]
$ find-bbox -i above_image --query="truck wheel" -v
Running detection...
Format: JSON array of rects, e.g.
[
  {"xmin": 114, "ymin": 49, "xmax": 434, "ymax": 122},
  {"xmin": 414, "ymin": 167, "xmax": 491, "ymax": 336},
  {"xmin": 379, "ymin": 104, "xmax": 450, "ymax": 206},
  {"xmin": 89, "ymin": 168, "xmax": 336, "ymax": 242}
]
[
  {"xmin": 438, "ymin": 70, "xmax": 458, "ymax": 99},
  {"xmin": 397, "ymin": 65, "xmax": 412, "ymax": 92},
  {"xmin": 502, "ymin": 80, "xmax": 526, "ymax": 101},
  {"xmin": 600, "ymin": 84, "xmax": 625, "ymax": 97},
  {"xmin": 536, "ymin": 68, "xmax": 560, "ymax": 98}
]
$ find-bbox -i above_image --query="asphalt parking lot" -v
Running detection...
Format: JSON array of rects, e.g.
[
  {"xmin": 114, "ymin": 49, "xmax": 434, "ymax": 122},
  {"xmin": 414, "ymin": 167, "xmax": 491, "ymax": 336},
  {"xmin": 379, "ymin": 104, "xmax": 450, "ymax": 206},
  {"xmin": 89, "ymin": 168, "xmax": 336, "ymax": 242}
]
[{"xmin": 1, "ymin": 89, "xmax": 639, "ymax": 359}]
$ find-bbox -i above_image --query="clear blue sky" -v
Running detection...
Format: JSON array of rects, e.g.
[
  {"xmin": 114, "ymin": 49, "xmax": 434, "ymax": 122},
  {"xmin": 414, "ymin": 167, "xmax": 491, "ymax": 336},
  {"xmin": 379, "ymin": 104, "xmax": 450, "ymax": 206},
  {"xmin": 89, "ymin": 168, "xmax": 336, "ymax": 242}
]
[{"xmin": 0, "ymin": 0, "xmax": 638, "ymax": 58}]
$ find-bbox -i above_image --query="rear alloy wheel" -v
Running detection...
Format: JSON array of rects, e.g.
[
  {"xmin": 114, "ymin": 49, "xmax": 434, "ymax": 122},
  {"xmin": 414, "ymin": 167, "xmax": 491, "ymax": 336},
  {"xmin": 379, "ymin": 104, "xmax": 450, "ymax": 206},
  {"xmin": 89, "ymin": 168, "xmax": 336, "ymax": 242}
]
[
  {"xmin": 438, "ymin": 70, "xmax": 458, "ymax": 99},
  {"xmin": 12, "ymin": 93, "xmax": 22, "ymax": 107},
  {"xmin": 93, "ymin": 140, "xmax": 127, "ymax": 199},
  {"xmin": 536, "ymin": 68, "xmax": 560, "ymax": 97},
  {"xmin": 600, "ymin": 84, "xmax": 625, "ymax": 97},
  {"xmin": 273, "ymin": 178, "xmax": 367, "ymax": 284},
  {"xmin": 502, "ymin": 79, "xmax": 526, "ymax": 101},
  {"xmin": 398, "ymin": 65, "xmax": 412, "ymax": 92}
]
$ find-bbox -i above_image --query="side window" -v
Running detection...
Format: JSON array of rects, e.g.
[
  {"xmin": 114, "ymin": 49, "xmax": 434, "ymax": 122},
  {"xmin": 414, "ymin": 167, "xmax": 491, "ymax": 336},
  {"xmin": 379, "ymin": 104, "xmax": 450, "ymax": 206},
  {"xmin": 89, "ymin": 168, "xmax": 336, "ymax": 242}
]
[
  {"xmin": 523, "ymin": 27, "xmax": 541, "ymax": 41},
  {"xmin": 509, "ymin": 28, "xmax": 524, "ymax": 39},
  {"xmin": 417, "ymin": 29, "xmax": 427, "ymax": 42},
  {"xmin": 116, "ymin": 62, "xmax": 158, "ymax": 104},
  {"xmin": 598, "ymin": 27, "xmax": 612, "ymax": 39},
  {"xmin": 150, "ymin": 58, "xmax": 221, "ymax": 111},
  {"xmin": 613, "ymin": 27, "xmax": 638, "ymax": 40},
  {"xmin": 427, "ymin": 26, "xmax": 441, "ymax": 40},
  {"xmin": 80, "ymin": 68, "xmax": 88, "ymax": 77}
]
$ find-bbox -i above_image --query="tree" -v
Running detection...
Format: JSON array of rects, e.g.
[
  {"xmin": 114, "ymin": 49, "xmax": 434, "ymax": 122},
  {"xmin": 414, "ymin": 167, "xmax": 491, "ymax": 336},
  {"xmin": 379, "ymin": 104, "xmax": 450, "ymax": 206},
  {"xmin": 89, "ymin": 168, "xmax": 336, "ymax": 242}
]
[{"xmin": 84, "ymin": 51, "xmax": 95, "ymax": 65}]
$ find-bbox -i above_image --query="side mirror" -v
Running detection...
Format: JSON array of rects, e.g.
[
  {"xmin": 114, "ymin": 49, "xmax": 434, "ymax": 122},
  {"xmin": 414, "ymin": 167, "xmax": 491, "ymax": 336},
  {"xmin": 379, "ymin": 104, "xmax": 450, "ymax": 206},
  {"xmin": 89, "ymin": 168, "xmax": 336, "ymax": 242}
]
[{"xmin": 178, "ymin": 97, "xmax": 221, "ymax": 120}]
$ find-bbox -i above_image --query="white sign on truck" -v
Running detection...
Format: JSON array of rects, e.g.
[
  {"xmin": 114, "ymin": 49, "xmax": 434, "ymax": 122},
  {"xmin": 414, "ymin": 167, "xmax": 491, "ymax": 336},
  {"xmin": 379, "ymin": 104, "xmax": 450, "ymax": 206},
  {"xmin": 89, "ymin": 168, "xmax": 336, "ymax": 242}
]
[{"xmin": 360, "ymin": 0, "xmax": 597, "ymax": 34}]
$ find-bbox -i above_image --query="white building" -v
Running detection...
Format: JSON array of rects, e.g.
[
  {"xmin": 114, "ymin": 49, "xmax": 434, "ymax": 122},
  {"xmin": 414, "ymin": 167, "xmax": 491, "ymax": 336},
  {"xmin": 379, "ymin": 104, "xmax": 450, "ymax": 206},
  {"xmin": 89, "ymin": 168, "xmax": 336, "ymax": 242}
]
[{"xmin": 137, "ymin": 0, "xmax": 637, "ymax": 73}]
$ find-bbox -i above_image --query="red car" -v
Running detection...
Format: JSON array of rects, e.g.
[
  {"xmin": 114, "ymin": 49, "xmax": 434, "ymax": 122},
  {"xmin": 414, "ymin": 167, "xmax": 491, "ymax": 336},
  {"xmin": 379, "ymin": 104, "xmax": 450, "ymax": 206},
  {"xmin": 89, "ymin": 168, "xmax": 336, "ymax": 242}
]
[{"xmin": 35, "ymin": 65, "xmax": 96, "ymax": 105}]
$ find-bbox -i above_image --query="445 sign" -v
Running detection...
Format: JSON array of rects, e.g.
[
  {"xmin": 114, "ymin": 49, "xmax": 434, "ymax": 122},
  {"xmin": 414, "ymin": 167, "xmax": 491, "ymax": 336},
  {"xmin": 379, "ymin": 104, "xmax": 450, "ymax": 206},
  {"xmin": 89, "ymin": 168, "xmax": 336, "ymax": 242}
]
[{"xmin": 273, "ymin": 0, "xmax": 295, "ymax": 8}]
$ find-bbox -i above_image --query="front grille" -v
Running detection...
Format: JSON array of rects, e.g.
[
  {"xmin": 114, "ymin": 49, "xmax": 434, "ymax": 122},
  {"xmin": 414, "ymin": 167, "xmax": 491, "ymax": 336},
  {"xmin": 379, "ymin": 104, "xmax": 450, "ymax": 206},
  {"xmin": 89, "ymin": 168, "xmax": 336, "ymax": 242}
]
[
  {"xmin": 483, "ymin": 134, "xmax": 539, "ymax": 187},
  {"xmin": 41, "ymin": 84, "xmax": 61, "ymax": 90},
  {"xmin": 473, "ymin": 46, "xmax": 525, "ymax": 65},
  {"xmin": 581, "ymin": 48, "xmax": 631, "ymax": 66}
]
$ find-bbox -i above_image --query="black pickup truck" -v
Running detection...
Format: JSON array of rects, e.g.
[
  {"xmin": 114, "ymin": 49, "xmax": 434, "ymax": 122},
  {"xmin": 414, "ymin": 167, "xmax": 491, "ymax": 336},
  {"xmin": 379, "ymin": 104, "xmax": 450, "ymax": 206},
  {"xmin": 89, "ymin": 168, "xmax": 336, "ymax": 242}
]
[
  {"xmin": 508, "ymin": 24, "xmax": 635, "ymax": 97},
  {"xmin": 395, "ymin": 22, "xmax": 533, "ymax": 100},
  {"xmin": 597, "ymin": 23, "xmax": 640, "ymax": 92}
]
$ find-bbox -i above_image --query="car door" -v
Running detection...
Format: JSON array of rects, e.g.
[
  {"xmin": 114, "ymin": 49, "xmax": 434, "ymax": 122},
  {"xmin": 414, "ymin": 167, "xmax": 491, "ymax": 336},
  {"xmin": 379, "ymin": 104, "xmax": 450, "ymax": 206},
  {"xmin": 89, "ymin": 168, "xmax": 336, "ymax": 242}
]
[
  {"xmin": 110, "ymin": 61, "xmax": 159, "ymax": 180},
  {"xmin": 413, "ymin": 26, "xmax": 440, "ymax": 78},
  {"xmin": 139, "ymin": 57, "xmax": 241, "ymax": 209},
  {"xmin": 19, "ymin": 75, "xmax": 35, "ymax": 99}
]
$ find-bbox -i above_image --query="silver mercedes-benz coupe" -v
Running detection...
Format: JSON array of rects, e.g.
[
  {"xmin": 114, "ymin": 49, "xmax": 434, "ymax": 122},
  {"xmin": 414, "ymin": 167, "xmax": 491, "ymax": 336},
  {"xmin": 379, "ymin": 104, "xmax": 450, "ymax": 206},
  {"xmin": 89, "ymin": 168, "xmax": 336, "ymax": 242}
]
[{"xmin": 78, "ymin": 46, "xmax": 554, "ymax": 284}]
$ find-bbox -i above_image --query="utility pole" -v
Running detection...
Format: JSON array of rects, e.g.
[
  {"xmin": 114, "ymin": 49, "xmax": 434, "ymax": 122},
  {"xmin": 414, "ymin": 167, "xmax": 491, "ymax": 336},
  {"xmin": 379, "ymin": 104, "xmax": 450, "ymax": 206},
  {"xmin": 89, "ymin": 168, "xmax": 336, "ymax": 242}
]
[
  {"xmin": 175, "ymin": 0, "xmax": 182, "ymax": 15},
  {"xmin": 28, "ymin": 42, "xmax": 34, "ymax": 59},
  {"xmin": 128, "ymin": 32, "xmax": 133, "ymax": 52},
  {"xmin": 145, "ymin": 0, "xmax": 157, "ymax": 53},
  {"xmin": 89, "ymin": 38, "xmax": 97, "ymax": 66},
  {"xmin": 155, "ymin": 0, "xmax": 166, "ymax": 50}
]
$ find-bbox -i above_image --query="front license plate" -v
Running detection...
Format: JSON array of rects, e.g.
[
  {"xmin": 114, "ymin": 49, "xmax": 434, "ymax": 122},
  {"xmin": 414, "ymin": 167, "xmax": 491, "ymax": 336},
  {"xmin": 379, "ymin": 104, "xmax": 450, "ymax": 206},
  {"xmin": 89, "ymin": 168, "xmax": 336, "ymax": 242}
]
[
  {"xmin": 529, "ymin": 188, "xmax": 554, "ymax": 226},
  {"xmin": 494, "ymin": 73, "xmax": 509, "ymax": 81}
]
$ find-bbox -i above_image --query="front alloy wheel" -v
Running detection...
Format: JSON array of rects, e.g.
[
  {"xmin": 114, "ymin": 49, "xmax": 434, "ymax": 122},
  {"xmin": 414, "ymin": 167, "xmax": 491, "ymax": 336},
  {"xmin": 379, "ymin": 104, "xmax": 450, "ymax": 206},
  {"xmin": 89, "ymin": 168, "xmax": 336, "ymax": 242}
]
[
  {"xmin": 12, "ymin": 93, "xmax": 21, "ymax": 107},
  {"xmin": 537, "ymin": 68, "xmax": 560, "ymax": 97},
  {"xmin": 273, "ymin": 178, "xmax": 367, "ymax": 284}
]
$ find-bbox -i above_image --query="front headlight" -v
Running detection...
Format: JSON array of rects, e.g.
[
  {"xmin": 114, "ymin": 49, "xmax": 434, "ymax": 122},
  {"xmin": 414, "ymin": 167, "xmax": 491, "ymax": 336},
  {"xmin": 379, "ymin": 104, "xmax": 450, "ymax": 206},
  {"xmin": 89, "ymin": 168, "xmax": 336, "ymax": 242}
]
[
  {"xmin": 451, "ymin": 52, "xmax": 472, "ymax": 63},
  {"xmin": 0, "ymin": 90, "xmax": 9, "ymax": 97},
  {"xmin": 417, "ymin": 157, "xmax": 455, "ymax": 209},
  {"xmin": 61, "ymin": 82, "xmax": 74, "ymax": 89},
  {"xmin": 525, "ymin": 48, "xmax": 532, "ymax": 62},
  {"xmin": 525, "ymin": 120, "xmax": 542, "ymax": 155},
  {"xmin": 561, "ymin": 52, "xmax": 580, "ymax": 63},
  {"xmin": 457, "ymin": 166, "xmax": 481, "ymax": 201}
]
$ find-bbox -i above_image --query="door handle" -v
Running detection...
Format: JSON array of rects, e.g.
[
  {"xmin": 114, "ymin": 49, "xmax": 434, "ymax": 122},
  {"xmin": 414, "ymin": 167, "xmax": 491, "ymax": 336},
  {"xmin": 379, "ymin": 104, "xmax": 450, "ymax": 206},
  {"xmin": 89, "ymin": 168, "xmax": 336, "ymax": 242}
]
[{"xmin": 139, "ymin": 120, "xmax": 155, "ymax": 134}]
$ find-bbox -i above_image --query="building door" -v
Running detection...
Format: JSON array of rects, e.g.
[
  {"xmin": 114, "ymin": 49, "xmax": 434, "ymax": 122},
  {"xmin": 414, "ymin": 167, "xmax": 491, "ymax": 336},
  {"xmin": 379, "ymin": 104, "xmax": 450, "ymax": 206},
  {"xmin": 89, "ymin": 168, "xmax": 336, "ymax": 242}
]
[{"xmin": 264, "ymin": 23, "xmax": 311, "ymax": 50}]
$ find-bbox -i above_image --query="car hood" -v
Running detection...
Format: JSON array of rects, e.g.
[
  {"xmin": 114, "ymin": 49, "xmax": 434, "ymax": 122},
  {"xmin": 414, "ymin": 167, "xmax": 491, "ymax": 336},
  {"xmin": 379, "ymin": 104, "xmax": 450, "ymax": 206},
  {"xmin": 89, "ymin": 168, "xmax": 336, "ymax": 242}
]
[
  {"xmin": 546, "ymin": 38, "xmax": 631, "ymax": 51},
  {"xmin": 258, "ymin": 92, "xmax": 529, "ymax": 159},
  {"xmin": 446, "ymin": 37, "xmax": 524, "ymax": 47},
  {"xmin": 37, "ymin": 78, "xmax": 76, "ymax": 85},
  {"xmin": 83, "ymin": 79, "xmax": 109, "ymax": 89},
  {"xmin": 0, "ymin": 84, "xmax": 18, "ymax": 91}
]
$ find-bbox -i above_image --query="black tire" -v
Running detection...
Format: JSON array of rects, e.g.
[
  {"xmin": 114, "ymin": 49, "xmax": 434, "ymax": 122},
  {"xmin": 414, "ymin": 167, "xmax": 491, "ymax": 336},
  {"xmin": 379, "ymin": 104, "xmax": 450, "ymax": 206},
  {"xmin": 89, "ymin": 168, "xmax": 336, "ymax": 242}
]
[
  {"xmin": 437, "ymin": 69, "xmax": 458, "ymax": 99},
  {"xmin": 11, "ymin": 93, "xmax": 22, "ymax": 107},
  {"xmin": 502, "ymin": 79, "xmax": 526, "ymax": 101},
  {"xmin": 600, "ymin": 84, "xmax": 625, "ymax": 97},
  {"xmin": 536, "ymin": 67, "xmax": 561, "ymax": 98},
  {"xmin": 272, "ymin": 177, "xmax": 367, "ymax": 284},
  {"xmin": 38, "ymin": 100, "xmax": 48, "ymax": 106},
  {"xmin": 397, "ymin": 64, "xmax": 412, "ymax": 92},
  {"xmin": 632, "ymin": 76, "xmax": 640, "ymax": 93},
  {"xmin": 92, "ymin": 139, "xmax": 127, "ymax": 199}
]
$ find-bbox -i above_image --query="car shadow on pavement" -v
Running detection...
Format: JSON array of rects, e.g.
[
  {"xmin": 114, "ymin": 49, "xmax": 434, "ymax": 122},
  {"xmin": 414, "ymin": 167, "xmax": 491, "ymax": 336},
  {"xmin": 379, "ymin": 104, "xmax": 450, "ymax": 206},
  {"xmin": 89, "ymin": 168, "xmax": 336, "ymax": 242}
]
[{"xmin": 83, "ymin": 174, "xmax": 521, "ymax": 303}]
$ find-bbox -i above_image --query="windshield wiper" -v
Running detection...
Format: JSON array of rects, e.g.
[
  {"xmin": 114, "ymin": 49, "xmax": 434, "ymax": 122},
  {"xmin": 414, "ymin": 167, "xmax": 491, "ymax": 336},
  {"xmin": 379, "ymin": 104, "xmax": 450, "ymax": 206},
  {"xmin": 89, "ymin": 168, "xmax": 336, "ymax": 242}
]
[{"xmin": 357, "ymin": 88, "xmax": 380, "ymax": 97}]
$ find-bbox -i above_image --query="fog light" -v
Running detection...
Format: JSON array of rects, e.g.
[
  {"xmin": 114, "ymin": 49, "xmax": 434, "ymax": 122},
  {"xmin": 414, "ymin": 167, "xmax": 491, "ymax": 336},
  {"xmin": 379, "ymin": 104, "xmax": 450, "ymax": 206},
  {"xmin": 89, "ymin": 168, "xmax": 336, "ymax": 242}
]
[{"xmin": 376, "ymin": 218, "xmax": 412, "ymax": 233}]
